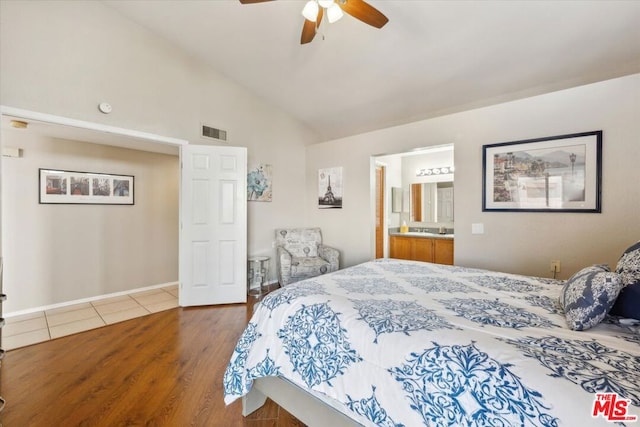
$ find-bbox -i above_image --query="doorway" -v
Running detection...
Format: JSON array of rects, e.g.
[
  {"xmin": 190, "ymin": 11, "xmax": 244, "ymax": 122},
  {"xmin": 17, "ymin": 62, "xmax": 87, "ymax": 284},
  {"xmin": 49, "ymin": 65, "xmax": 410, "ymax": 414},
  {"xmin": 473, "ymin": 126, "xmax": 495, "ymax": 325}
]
[
  {"xmin": 371, "ymin": 144, "xmax": 454, "ymax": 259},
  {"xmin": 0, "ymin": 107, "xmax": 186, "ymax": 314}
]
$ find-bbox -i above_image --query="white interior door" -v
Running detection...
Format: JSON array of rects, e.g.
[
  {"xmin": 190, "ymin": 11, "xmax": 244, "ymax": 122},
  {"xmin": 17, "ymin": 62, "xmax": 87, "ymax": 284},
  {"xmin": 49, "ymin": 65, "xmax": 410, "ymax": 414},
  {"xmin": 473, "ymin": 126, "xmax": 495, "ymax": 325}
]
[{"xmin": 179, "ymin": 145, "xmax": 247, "ymax": 306}]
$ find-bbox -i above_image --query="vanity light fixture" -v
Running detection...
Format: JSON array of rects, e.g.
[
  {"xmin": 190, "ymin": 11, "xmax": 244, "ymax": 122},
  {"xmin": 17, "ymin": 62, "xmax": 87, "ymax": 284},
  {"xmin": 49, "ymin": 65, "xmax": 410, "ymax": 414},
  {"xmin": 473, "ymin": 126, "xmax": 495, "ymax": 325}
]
[{"xmin": 416, "ymin": 166, "xmax": 455, "ymax": 177}]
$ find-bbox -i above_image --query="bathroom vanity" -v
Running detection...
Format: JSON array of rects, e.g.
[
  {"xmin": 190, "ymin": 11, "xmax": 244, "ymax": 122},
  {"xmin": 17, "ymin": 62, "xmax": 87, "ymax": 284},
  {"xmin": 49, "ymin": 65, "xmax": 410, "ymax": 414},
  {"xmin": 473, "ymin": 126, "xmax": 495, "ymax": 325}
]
[{"xmin": 389, "ymin": 232, "xmax": 454, "ymax": 265}]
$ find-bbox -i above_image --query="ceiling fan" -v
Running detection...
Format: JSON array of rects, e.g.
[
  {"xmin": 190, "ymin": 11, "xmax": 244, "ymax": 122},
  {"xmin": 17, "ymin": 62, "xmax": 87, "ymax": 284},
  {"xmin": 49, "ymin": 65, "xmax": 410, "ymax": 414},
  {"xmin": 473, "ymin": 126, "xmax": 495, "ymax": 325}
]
[{"xmin": 239, "ymin": 0, "xmax": 389, "ymax": 44}]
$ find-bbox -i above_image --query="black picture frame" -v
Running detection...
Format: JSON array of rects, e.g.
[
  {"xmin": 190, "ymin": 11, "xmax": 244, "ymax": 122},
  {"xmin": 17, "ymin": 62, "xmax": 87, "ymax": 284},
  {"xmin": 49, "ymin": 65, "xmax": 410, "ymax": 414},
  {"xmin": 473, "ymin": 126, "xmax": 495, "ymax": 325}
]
[
  {"xmin": 39, "ymin": 168, "xmax": 135, "ymax": 205},
  {"xmin": 482, "ymin": 131, "xmax": 602, "ymax": 212}
]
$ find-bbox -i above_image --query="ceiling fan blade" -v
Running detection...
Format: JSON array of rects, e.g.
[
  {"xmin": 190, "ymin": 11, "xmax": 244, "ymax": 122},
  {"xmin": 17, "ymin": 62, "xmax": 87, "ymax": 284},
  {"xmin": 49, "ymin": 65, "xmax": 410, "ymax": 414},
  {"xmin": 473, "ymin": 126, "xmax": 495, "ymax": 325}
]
[
  {"xmin": 339, "ymin": 0, "xmax": 388, "ymax": 28},
  {"xmin": 301, "ymin": 7, "xmax": 323, "ymax": 44},
  {"xmin": 301, "ymin": 20, "xmax": 316, "ymax": 45}
]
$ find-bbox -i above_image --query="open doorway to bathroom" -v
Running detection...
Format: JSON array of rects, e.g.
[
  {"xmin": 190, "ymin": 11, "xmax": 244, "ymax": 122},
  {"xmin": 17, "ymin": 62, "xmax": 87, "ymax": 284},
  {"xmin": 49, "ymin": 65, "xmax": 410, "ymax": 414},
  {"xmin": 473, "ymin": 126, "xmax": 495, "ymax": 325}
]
[{"xmin": 373, "ymin": 144, "xmax": 454, "ymax": 259}]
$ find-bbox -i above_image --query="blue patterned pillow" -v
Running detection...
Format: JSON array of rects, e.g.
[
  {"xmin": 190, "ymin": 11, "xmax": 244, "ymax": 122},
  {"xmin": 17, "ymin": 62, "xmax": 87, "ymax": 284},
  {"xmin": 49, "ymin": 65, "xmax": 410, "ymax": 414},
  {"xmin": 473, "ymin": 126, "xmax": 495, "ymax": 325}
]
[
  {"xmin": 559, "ymin": 265, "xmax": 623, "ymax": 331},
  {"xmin": 610, "ymin": 241, "xmax": 640, "ymax": 320},
  {"xmin": 615, "ymin": 241, "xmax": 640, "ymax": 286}
]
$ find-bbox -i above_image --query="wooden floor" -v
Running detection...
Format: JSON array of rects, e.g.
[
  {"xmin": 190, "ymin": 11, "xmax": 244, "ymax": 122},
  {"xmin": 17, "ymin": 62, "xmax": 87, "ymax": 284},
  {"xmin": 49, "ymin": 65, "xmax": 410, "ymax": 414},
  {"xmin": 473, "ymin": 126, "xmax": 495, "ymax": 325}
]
[{"xmin": 0, "ymin": 293, "xmax": 306, "ymax": 426}]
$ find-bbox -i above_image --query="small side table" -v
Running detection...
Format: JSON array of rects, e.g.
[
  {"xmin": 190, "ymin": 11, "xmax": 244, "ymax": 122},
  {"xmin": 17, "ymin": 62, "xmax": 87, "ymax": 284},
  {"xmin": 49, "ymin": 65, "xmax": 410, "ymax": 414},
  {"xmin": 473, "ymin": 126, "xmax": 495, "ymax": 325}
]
[{"xmin": 247, "ymin": 256, "xmax": 270, "ymax": 297}]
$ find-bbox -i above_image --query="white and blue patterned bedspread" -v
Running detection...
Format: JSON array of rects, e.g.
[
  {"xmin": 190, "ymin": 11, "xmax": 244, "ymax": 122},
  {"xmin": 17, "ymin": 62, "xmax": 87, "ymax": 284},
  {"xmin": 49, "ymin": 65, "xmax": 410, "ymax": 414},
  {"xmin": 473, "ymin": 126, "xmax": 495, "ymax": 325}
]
[{"xmin": 224, "ymin": 259, "xmax": 640, "ymax": 426}]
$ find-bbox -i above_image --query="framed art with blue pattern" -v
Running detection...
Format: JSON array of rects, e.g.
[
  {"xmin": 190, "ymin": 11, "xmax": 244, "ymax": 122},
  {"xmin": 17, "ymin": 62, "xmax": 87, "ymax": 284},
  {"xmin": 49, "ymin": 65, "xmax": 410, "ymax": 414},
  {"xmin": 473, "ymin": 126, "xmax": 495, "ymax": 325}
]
[{"xmin": 247, "ymin": 163, "xmax": 272, "ymax": 202}]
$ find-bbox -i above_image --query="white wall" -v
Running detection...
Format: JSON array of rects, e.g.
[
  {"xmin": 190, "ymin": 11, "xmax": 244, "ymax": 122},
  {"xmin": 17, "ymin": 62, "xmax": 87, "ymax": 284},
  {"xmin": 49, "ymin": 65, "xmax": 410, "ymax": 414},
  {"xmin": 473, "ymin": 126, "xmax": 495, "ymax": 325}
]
[
  {"xmin": 306, "ymin": 74, "xmax": 640, "ymax": 279},
  {"xmin": 0, "ymin": 0, "xmax": 318, "ymax": 297}
]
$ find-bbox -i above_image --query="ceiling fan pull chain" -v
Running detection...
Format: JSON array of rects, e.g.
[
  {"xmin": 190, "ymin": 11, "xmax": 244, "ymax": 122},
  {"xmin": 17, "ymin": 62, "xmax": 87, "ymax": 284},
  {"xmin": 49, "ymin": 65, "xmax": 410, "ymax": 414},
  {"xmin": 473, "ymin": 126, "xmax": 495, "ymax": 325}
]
[{"xmin": 316, "ymin": 12, "xmax": 325, "ymax": 41}]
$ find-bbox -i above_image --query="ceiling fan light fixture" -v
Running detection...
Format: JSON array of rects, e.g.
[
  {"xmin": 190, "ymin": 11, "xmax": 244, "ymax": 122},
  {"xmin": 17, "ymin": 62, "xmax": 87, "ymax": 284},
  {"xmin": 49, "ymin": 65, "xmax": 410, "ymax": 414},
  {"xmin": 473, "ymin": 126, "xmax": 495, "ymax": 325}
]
[
  {"xmin": 318, "ymin": 0, "xmax": 334, "ymax": 8},
  {"xmin": 240, "ymin": 0, "xmax": 388, "ymax": 44},
  {"xmin": 302, "ymin": 0, "xmax": 319, "ymax": 22},
  {"xmin": 326, "ymin": 3, "xmax": 343, "ymax": 23}
]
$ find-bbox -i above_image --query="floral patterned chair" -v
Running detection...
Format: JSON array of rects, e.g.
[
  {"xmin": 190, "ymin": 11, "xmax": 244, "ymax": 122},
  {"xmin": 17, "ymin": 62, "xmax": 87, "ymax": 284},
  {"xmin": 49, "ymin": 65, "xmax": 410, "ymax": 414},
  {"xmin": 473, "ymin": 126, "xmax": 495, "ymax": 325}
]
[{"xmin": 275, "ymin": 227, "xmax": 340, "ymax": 286}]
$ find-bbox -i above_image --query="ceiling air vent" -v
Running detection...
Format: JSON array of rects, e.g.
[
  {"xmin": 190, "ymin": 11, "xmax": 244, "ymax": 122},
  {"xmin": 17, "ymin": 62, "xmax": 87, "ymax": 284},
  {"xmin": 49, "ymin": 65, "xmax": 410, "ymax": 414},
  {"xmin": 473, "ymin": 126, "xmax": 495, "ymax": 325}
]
[{"xmin": 201, "ymin": 124, "xmax": 227, "ymax": 142}]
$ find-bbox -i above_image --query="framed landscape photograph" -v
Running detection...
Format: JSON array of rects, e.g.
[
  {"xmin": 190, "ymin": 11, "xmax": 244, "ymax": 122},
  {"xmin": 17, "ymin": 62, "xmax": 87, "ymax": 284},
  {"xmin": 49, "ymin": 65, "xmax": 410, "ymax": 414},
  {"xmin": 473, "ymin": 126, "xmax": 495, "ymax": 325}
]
[
  {"xmin": 39, "ymin": 169, "xmax": 134, "ymax": 205},
  {"xmin": 482, "ymin": 131, "xmax": 602, "ymax": 212}
]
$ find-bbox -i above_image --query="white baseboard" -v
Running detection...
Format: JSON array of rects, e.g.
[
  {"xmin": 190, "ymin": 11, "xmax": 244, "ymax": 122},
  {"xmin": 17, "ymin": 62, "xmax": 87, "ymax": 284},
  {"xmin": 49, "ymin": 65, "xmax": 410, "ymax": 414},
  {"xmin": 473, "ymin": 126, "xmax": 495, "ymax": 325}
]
[{"xmin": 5, "ymin": 281, "xmax": 179, "ymax": 319}]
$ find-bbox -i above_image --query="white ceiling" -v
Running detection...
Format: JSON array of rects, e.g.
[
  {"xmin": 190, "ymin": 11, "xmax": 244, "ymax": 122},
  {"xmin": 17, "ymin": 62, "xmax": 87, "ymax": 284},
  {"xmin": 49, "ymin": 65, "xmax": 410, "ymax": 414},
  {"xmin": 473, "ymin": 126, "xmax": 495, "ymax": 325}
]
[{"xmin": 60, "ymin": 1, "xmax": 640, "ymax": 142}]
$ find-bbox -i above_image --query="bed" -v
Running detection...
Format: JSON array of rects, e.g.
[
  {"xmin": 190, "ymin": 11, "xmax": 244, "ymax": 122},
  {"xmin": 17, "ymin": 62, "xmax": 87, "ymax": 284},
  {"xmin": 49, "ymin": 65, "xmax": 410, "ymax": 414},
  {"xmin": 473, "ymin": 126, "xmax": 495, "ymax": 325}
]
[{"xmin": 224, "ymin": 258, "xmax": 640, "ymax": 426}]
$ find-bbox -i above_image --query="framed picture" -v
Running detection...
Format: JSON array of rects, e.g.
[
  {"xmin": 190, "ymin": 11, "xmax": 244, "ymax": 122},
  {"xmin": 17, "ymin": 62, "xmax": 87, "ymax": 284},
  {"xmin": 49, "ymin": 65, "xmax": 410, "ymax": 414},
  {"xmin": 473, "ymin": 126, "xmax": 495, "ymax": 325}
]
[
  {"xmin": 247, "ymin": 164, "xmax": 273, "ymax": 202},
  {"xmin": 482, "ymin": 131, "xmax": 602, "ymax": 212},
  {"xmin": 318, "ymin": 166, "xmax": 343, "ymax": 209},
  {"xmin": 39, "ymin": 169, "xmax": 135, "ymax": 205}
]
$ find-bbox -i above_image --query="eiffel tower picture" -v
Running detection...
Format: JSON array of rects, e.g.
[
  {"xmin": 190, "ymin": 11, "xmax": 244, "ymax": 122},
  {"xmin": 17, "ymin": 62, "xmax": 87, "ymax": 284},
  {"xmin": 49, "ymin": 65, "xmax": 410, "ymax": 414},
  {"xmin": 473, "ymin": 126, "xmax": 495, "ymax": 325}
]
[{"xmin": 318, "ymin": 167, "xmax": 343, "ymax": 209}]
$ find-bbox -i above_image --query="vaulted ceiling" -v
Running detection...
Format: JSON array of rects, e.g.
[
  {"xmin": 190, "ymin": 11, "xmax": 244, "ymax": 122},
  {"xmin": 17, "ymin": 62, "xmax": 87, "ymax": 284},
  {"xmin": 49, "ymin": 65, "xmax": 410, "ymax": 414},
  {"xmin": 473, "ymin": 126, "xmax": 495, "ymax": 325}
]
[{"xmin": 103, "ymin": 0, "xmax": 640, "ymax": 141}]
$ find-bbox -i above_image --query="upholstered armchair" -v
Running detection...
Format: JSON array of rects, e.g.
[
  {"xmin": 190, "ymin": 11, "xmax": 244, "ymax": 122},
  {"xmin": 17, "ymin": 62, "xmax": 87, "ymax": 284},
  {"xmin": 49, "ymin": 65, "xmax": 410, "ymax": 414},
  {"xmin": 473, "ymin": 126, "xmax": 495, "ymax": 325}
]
[{"xmin": 275, "ymin": 227, "xmax": 340, "ymax": 286}]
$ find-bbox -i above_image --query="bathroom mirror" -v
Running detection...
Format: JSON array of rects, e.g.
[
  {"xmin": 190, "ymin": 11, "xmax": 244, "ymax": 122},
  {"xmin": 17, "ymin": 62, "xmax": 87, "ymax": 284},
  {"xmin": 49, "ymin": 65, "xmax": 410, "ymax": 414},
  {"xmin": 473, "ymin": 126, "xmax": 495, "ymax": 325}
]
[
  {"xmin": 409, "ymin": 181, "xmax": 454, "ymax": 223},
  {"xmin": 391, "ymin": 187, "xmax": 402, "ymax": 213}
]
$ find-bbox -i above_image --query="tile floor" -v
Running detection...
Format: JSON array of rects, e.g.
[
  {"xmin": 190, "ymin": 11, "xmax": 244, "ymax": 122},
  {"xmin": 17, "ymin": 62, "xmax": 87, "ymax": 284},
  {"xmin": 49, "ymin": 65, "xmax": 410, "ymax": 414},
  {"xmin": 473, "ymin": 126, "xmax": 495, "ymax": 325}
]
[{"xmin": 3, "ymin": 285, "xmax": 179, "ymax": 350}]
